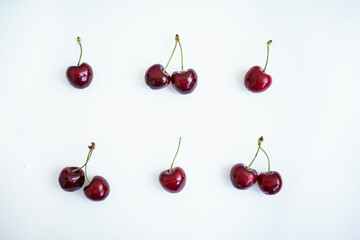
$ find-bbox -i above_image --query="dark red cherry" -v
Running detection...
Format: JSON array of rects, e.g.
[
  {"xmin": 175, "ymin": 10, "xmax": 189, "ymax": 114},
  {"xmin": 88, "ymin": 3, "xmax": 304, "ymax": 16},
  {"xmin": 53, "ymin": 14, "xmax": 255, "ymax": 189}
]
[
  {"xmin": 171, "ymin": 69, "xmax": 198, "ymax": 94},
  {"xmin": 145, "ymin": 64, "xmax": 170, "ymax": 89},
  {"xmin": 244, "ymin": 40, "xmax": 273, "ymax": 93},
  {"xmin": 230, "ymin": 163, "xmax": 258, "ymax": 189},
  {"xmin": 159, "ymin": 167, "xmax": 186, "ymax": 193},
  {"xmin": 258, "ymin": 171, "xmax": 282, "ymax": 195},
  {"xmin": 84, "ymin": 176, "xmax": 110, "ymax": 201},
  {"xmin": 58, "ymin": 167, "xmax": 85, "ymax": 192},
  {"xmin": 244, "ymin": 66, "xmax": 271, "ymax": 92},
  {"xmin": 66, "ymin": 37, "xmax": 93, "ymax": 89},
  {"xmin": 66, "ymin": 63, "xmax": 93, "ymax": 89}
]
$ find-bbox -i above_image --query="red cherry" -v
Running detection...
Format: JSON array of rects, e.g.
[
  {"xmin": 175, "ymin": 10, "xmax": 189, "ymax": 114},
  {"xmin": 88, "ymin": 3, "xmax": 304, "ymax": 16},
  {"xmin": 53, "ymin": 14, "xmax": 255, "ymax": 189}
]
[
  {"xmin": 84, "ymin": 176, "xmax": 110, "ymax": 201},
  {"xmin": 230, "ymin": 163, "xmax": 258, "ymax": 189},
  {"xmin": 244, "ymin": 40, "xmax": 273, "ymax": 93},
  {"xmin": 66, "ymin": 37, "xmax": 93, "ymax": 89},
  {"xmin": 66, "ymin": 63, "xmax": 93, "ymax": 89},
  {"xmin": 170, "ymin": 35, "xmax": 197, "ymax": 94},
  {"xmin": 244, "ymin": 66, "xmax": 271, "ymax": 92},
  {"xmin": 145, "ymin": 64, "xmax": 170, "ymax": 89},
  {"xmin": 145, "ymin": 35, "xmax": 179, "ymax": 90},
  {"xmin": 58, "ymin": 167, "xmax": 85, "ymax": 192},
  {"xmin": 159, "ymin": 167, "xmax": 186, "ymax": 193},
  {"xmin": 159, "ymin": 137, "xmax": 186, "ymax": 193},
  {"xmin": 171, "ymin": 69, "xmax": 198, "ymax": 94},
  {"xmin": 258, "ymin": 171, "xmax": 282, "ymax": 195}
]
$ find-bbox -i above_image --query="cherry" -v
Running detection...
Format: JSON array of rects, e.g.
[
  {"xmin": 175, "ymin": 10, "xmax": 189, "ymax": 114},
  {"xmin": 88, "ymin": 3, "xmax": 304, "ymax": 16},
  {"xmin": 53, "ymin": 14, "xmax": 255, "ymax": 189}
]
[
  {"xmin": 171, "ymin": 35, "xmax": 198, "ymax": 94},
  {"xmin": 230, "ymin": 164, "xmax": 258, "ymax": 190},
  {"xmin": 244, "ymin": 40, "xmax": 272, "ymax": 93},
  {"xmin": 78, "ymin": 142, "xmax": 110, "ymax": 201},
  {"xmin": 58, "ymin": 167, "xmax": 85, "ymax": 192},
  {"xmin": 84, "ymin": 176, "xmax": 110, "ymax": 201},
  {"xmin": 230, "ymin": 137, "xmax": 265, "ymax": 190},
  {"xmin": 66, "ymin": 37, "xmax": 93, "ymax": 89},
  {"xmin": 145, "ymin": 35, "xmax": 178, "ymax": 89},
  {"xmin": 159, "ymin": 137, "xmax": 186, "ymax": 193},
  {"xmin": 145, "ymin": 64, "xmax": 170, "ymax": 89},
  {"xmin": 255, "ymin": 136, "xmax": 283, "ymax": 195},
  {"xmin": 258, "ymin": 171, "xmax": 282, "ymax": 195}
]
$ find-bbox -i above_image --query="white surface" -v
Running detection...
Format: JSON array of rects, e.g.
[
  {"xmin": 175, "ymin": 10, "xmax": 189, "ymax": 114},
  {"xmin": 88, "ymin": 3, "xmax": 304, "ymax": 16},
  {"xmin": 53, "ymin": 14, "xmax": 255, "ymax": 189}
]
[{"xmin": 0, "ymin": 0, "xmax": 359, "ymax": 239}]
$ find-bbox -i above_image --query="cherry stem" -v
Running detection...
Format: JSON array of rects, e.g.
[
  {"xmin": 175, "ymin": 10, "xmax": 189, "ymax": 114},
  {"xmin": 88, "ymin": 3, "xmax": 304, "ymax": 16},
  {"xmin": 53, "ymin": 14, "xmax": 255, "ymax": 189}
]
[
  {"xmin": 263, "ymin": 40, "xmax": 272, "ymax": 73},
  {"xmin": 71, "ymin": 142, "xmax": 95, "ymax": 183},
  {"xmin": 77, "ymin": 37, "xmax": 83, "ymax": 66},
  {"xmin": 260, "ymin": 147, "xmax": 271, "ymax": 175},
  {"xmin": 176, "ymin": 35, "xmax": 184, "ymax": 72},
  {"xmin": 246, "ymin": 146, "xmax": 260, "ymax": 169},
  {"xmin": 169, "ymin": 137, "xmax": 182, "ymax": 174},
  {"xmin": 247, "ymin": 136, "xmax": 264, "ymax": 170},
  {"xmin": 163, "ymin": 35, "xmax": 178, "ymax": 72}
]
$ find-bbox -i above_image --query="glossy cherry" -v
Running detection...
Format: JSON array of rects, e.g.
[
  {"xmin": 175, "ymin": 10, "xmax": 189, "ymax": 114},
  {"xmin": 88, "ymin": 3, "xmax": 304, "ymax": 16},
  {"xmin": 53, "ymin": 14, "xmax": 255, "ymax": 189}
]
[
  {"xmin": 258, "ymin": 171, "xmax": 282, "ymax": 195},
  {"xmin": 230, "ymin": 163, "xmax": 258, "ymax": 190},
  {"xmin": 58, "ymin": 167, "xmax": 85, "ymax": 192},
  {"xmin": 159, "ymin": 137, "xmax": 186, "ymax": 193},
  {"xmin": 145, "ymin": 35, "xmax": 179, "ymax": 89},
  {"xmin": 230, "ymin": 138, "xmax": 264, "ymax": 190},
  {"xmin": 171, "ymin": 35, "xmax": 197, "ymax": 94},
  {"xmin": 255, "ymin": 136, "xmax": 283, "ymax": 195},
  {"xmin": 244, "ymin": 40, "xmax": 272, "ymax": 93},
  {"xmin": 145, "ymin": 64, "xmax": 170, "ymax": 89},
  {"xmin": 84, "ymin": 176, "xmax": 110, "ymax": 201},
  {"xmin": 80, "ymin": 142, "xmax": 110, "ymax": 201},
  {"xmin": 66, "ymin": 37, "xmax": 93, "ymax": 89},
  {"xmin": 171, "ymin": 69, "xmax": 198, "ymax": 94}
]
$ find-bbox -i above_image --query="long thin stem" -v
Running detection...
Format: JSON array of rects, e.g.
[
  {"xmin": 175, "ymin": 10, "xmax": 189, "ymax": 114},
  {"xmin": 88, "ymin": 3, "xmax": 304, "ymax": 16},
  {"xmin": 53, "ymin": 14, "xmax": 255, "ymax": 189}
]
[
  {"xmin": 85, "ymin": 160, "xmax": 91, "ymax": 183},
  {"xmin": 260, "ymin": 147, "xmax": 271, "ymax": 175},
  {"xmin": 71, "ymin": 149, "xmax": 93, "ymax": 173},
  {"xmin": 169, "ymin": 137, "xmax": 182, "ymax": 174},
  {"xmin": 163, "ymin": 39, "xmax": 178, "ymax": 72},
  {"xmin": 263, "ymin": 40, "xmax": 272, "ymax": 73},
  {"xmin": 77, "ymin": 37, "xmax": 83, "ymax": 66},
  {"xmin": 247, "ymin": 146, "xmax": 260, "ymax": 169},
  {"xmin": 71, "ymin": 142, "xmax": 95, "ymax": 183},
  {"xmin": 178, "ymin": 40, "xmax": 184, "ymax": 72}
]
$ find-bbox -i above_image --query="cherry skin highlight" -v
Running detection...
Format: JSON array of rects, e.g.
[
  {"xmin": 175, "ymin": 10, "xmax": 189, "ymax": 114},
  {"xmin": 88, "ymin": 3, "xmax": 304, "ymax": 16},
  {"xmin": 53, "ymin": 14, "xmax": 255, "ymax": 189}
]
[
  {"xmin": 244, "ymin": 66, "xmax": 272, "ymax": 93},
  {"xmin": 58, "ymin": 167, "xmax": 85, "ymax": 192},
  {"xmin": 258, "ymin": 171, "xmax": 282, "ymax": 195},
  {"xmin": 83, "ymin": 176, "xmax": 110, "ymax": 201},
  {"xmin": 230, "ymin": 163, "xmax": 258, "ymax": 190},
  {"xmin": 66, "ymin": 63, "xmax": 93, "ymax": 89},
  {"xmin": 159, "ymin": 167, "xmax": 186, "ymax": 193},
  {"xmin": 171, "ymin": 69, "xmax": 198, "ymax": 94},
  {"xmin": 145, "ymin": 64, "xmax": 170, "ymax": 89}
]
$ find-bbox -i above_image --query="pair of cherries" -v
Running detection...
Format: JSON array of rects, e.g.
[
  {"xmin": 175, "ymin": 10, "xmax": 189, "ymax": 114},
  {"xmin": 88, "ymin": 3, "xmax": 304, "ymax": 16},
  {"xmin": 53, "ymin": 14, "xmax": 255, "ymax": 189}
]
[
  {"xmin": 230, "ymin": 137, "xmax": 282, "ymax": 195},
  {"xmin": 58, "ymin": 142, "xmax": 110, "ymax": 201},
  {"xmin": 145, "ymin": 35, "xmax": 198, "ymax": 94}
]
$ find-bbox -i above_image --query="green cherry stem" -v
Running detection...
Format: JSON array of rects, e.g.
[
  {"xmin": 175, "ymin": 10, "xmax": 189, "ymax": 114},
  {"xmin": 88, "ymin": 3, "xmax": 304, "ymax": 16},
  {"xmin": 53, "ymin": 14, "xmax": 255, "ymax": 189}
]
[
  {"xmin": 263, "ymin": 40, "xmax": 272, "ymax": 73},
  {"xmin": 163, "ymin": 35, "xmax": 178, "ymax": 72},
  {"xmin": 169, "ymin": 137, "xmax": 182, "ymax": 174},
  {"xmin": 71, "ymin": 142, "xmax": 95, "ymax": 183},
  {"xmin": 176, "ymin": 35, "xmax": 184, "ymax": 72},
  {"xmin": 260, "ymin": 147, "xmax": 271, "ymax": 175},
  {"xmin": 246, "ymin": 136, "xmax": 264, "ymax": 170},
  {"xmin": 246, "ymin": 146, "xmax": 260, "ymax": 170},
  {"xmin": 77, "ymin": 37, "xmax": 83, "ymax": 66}
]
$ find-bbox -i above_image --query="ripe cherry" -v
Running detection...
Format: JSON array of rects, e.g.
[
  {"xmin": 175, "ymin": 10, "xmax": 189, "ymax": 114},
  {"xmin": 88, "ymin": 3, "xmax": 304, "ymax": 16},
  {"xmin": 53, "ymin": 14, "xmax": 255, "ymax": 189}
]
[
  {"xmin": 159, "ymin": 137, "xmax": 186, "ymax": 193},
  {"xmin": 171, "ymin": 35, "xmax": 198, "ymax": 94},
  {"xmin": 66, "ymin": 37, "xmax": 93, "ymax": 89},
  {"xmin": 244, "ymin": 40, "xmax": 272, "ymax": 93}
]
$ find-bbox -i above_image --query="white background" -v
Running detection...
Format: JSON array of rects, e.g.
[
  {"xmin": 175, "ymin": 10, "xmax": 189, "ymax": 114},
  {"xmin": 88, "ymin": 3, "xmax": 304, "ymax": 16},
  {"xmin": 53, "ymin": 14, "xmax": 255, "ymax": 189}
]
[{"xmin": 0, "ymin": 0, "xmax": 359, "ymax": 239}]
